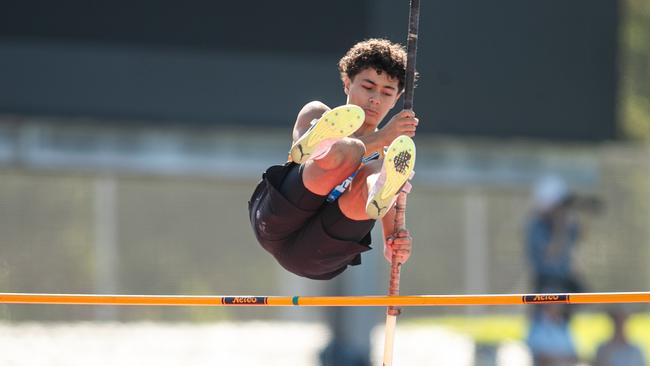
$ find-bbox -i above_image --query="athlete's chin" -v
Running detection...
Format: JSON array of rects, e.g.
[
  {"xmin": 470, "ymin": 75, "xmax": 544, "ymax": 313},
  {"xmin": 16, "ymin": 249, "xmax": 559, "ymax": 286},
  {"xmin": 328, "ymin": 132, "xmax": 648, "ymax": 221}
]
[
  {"xmin": 363, "ymin": 117, "xmax": 381, "ymax": 130},
  {"xmin": 367, "ymin": 114, "xmax": 385, "ymax": 125},
  {"xmin": 359, "ymin": 108, "xmax": 385, "ymax": 126}
]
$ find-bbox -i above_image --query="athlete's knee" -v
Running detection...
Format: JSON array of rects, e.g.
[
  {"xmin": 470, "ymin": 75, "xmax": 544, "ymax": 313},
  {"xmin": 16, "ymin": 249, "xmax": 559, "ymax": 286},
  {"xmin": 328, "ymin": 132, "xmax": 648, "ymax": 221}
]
[
  {"xmin": 322, "ymin": 138, "xmax": 365, "ymax": 170},
  {"xmin": 302, "ymin": 139, "xmax": 364, "ymax": 195},
  {"xmin": 340, "ymin": 138, "xmax": 365, "ymax": 159}
]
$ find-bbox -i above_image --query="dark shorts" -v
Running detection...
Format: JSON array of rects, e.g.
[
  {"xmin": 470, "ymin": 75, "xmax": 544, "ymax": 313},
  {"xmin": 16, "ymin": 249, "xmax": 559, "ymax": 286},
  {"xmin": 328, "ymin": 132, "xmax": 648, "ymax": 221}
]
[{"xmin": 248, "ymin": 162, "xmax": 374, "ymax": 280}]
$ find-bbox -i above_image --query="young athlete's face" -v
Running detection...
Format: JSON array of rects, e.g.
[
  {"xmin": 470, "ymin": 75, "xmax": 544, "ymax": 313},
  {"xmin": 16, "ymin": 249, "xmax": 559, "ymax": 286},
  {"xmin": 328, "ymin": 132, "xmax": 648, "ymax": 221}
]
[{"xmin": 343, "ymin": 68, "xmax": 402, "ymax": 127}]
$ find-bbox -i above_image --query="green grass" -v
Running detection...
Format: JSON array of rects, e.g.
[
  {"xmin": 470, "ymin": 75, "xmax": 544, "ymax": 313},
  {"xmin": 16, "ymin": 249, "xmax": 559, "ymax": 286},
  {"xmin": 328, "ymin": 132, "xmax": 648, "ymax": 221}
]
[{"xmin": 409, "ymin": 312, "xmax": 650, "ymax": 361}]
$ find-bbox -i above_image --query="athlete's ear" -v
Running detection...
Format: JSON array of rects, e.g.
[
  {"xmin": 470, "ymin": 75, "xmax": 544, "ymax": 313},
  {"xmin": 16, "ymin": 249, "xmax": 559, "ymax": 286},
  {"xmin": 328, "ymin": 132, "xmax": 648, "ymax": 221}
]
[{"xmin": 343, "ymin": 76, "xmax": 351, "ymax": 95}]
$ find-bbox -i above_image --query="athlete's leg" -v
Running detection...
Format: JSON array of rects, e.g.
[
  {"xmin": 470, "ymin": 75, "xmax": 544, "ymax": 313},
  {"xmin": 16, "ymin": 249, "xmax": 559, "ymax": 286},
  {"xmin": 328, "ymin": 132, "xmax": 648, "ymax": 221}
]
[
  {"xmin": 338, "ymin": 135, "xmax": 416, "ymax": 220},
  {"xmin": 337, "ymin": 159, "xmax": 382, "ymax": 220},
  {"xmin": 294, "ymin": 103, "xmax": 366, "ymax": 196},
  {"xmin": 301, "ymin": 138, "xmax": 365, "ymax": 196}
]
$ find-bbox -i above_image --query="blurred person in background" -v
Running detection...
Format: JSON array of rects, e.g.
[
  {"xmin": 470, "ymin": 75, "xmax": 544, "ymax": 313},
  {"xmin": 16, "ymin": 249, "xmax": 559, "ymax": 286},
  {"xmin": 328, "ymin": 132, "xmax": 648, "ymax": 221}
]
[
  {"xmin": 525, "ymin": 175, "xmax": 600, "ymax": 294},
  {"xmin": 248, "ymin": 38, "xmax": 418, "ymax": 280},
  {"xmin": 594, "ymin": 308, "xmax": 646, "ymax": 366},
  {"xmin": 526, "ymin": 303, "xmax": 580, "ymax": 366}
]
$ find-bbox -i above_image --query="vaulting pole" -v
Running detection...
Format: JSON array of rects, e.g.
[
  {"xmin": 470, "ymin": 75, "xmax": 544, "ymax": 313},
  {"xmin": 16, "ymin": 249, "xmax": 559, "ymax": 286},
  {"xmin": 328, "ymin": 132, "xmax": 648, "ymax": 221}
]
[
  {"xmin": 383, "ymin": 1, "xmax": 421, "ymax": 365},
  {"xmin": 1, "ymin": 292, "xmax": 650, "ymax": 307}
]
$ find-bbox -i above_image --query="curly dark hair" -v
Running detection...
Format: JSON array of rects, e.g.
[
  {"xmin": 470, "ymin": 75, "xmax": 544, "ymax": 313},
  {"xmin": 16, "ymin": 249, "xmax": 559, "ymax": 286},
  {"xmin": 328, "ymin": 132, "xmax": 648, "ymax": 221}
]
[{"xmin": 338, "ymin": 38, "xmax": 409, "ymax": 91}]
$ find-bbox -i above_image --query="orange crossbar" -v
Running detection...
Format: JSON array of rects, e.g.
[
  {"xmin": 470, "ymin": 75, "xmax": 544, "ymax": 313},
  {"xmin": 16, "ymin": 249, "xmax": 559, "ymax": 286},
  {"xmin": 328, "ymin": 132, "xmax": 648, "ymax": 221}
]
[{"xmin": 1, "ymin": 292, "xmax": 650, "ymax": 307}]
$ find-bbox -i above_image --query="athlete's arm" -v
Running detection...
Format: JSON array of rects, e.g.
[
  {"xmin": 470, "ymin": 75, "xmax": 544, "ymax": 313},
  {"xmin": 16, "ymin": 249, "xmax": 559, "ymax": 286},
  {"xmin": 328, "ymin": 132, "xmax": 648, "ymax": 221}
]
[
  {"xmin": 357, "ymin": 110, "xmax": 418, "ymax": 156},
  {"xmin": 292, "ymin": 101, "xmax": 331, "ymax": 144}
]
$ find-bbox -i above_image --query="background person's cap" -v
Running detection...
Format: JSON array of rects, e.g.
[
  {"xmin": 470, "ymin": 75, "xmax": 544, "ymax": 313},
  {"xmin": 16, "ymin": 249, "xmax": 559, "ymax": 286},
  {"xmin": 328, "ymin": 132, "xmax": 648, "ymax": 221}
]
[{"xmin": 533, "ymin": 175, "xmax": 569, "ymax": 212}]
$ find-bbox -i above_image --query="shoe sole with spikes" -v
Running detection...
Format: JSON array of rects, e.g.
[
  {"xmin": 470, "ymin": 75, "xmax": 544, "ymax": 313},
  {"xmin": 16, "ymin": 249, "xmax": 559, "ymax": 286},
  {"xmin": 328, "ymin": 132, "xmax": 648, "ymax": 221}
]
[
  {"xmin": 289, "ymin": 104, "xmax": 364, "ymax": 164},
  {"xmin": 365, "ymin": 135, "xmax": 416, "ymax": 219}
]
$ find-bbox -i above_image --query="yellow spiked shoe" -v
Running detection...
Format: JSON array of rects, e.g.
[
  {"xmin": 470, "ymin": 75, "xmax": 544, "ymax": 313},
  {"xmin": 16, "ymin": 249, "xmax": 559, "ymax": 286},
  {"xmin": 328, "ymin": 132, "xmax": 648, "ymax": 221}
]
[
  {"xmin": 365, "ymin": 135, "xmax": 416, "ymax": 219},
  {"xmin": 289, "ymin": 104, "xmax": 364, "ymax": 164}
]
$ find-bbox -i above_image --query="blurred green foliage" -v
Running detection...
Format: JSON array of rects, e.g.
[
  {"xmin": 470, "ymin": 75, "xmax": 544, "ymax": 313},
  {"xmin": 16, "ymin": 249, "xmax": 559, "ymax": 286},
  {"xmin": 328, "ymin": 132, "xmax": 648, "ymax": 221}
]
[{"xmin": 620, "ymin": 0, "xmax": 650, "ymax": 138}]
